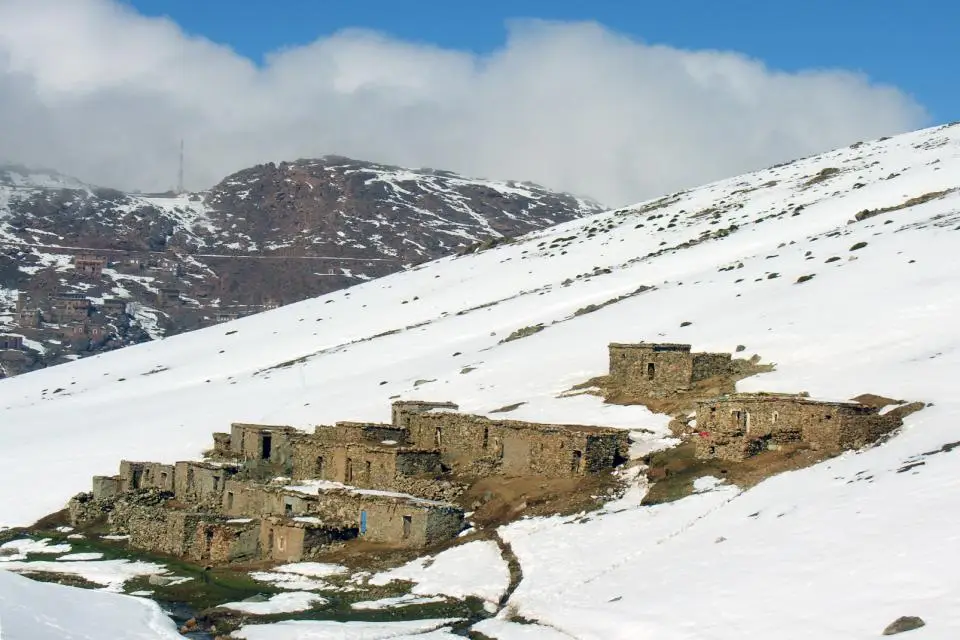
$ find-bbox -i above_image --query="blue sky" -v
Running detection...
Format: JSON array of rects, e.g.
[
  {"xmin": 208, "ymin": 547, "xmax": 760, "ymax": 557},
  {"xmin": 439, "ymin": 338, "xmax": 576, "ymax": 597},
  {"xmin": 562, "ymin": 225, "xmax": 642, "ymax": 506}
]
[{"xmin": 126, "ymin": 0, "xmax": 955, "ymax": 123}]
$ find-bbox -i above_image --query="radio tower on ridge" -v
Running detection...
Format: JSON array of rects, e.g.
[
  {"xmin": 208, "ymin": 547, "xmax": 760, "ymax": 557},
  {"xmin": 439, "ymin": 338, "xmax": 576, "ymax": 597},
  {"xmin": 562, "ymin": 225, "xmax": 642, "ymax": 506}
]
[{"xmin": 177, "ymin": 138, "xmax": 184, "ymax": 194}]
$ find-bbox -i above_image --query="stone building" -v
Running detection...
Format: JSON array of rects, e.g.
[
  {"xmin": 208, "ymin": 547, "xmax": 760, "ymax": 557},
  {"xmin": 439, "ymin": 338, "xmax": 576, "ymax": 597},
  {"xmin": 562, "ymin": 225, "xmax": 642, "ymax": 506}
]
[
  {"xmin": 73, "ymin": 255, "xmax": 107, "ymax": 279},
  {"xmin": 608, "ymin": 342, "xmax": 733, "ymax": 396},
  {"xmin": 52, "ymin": 294, "xmax": 91, "ymax": 321},
  {"xmin": 0, "ymin": 335, "xmax": 23, "ymax": 350},
  {"xmin": 694, "ymin": 393, "xmax": 901, "ymax": 461},
  {"xmin": 401, "ymin": 409, "xmax": 629, "ymax": 478},
  {"xmin": 101, "ymin": 298, "xmax": 128, "ymax": 315},
  {"xmin": 173, "ymin": 461, "xmax": 240, "ymax": 509},
  {"xmin": 227, "ymin": 423, "xmax": 300, "ymax": 468},
  {"xmin": 17, "ymin": 308, "xmax": 41, "ymax": 328},
  {"xmin": 259, "ymin": 516, "xmax": 353, "ymax": 562},
  {"xmin": 66, "ymin": 394, "xmax": 635, "ymax": 566},
  {"xmin": 118, "ymin": 460, "xmax": 176, "ymax": 492}
]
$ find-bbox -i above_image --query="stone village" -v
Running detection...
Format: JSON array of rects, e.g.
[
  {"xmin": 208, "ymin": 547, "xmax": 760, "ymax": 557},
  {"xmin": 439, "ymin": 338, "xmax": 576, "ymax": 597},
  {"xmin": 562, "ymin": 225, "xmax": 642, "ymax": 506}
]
[{"xmin": 66, "ymin": 341, "xmax": 910, "ymax": 567}]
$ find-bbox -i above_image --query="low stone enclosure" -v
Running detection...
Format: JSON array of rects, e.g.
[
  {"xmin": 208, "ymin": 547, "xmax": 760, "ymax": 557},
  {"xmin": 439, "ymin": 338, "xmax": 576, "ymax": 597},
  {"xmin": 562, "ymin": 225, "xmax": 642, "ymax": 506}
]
[
  {"xmin": 694, "ymin": 393, "xmax": 905, "ymax": 462},
  {"xmin": 604, "ymin": 341, "xmax": 916, "ymax": 464},
  {"xmin": 67, "ymin": 400, "xmax": 631, "ymax": 566},
  {"xmin": 64, "ymin": 340, "xmax": 916, "ymax": 566}
]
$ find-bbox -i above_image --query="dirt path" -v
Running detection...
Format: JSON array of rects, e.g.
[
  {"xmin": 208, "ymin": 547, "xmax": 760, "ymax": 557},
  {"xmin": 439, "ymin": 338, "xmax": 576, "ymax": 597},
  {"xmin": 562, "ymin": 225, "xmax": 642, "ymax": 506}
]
[{"xmin": 490, "ymin": 532, "xmax": 523, "ymax": 611}]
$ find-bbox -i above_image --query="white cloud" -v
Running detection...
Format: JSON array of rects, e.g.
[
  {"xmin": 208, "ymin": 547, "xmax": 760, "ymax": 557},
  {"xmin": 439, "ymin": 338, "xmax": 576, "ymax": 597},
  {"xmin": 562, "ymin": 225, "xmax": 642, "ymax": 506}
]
[{"xmin": 0, "ymin": 0, "xmax": 928, "ymax": 205}]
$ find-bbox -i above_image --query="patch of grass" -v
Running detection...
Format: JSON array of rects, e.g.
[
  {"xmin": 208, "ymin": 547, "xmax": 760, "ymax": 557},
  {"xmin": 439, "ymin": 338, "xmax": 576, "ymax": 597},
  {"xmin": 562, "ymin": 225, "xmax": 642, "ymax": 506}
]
[
  {"xmin": 803, "ymin": 167, "xmax": 841, "ymax": 187},
  {"xmin": 852, "ymin": 189, "xmax": 956, "ymax": 223},
  {"xmin": 795, "ymin": 274, "xmax": 816, "ymax": 284},
  {"xmin": 500, "ymin": 324, "xmax": 544, "ymax": 343},
  {"xmin": 490, "ymin": 402, "xmax": 525, "ymax": 413},
  {"xmin": 850, "ymin": 241, "xmax": 868, "ymax": 251}
]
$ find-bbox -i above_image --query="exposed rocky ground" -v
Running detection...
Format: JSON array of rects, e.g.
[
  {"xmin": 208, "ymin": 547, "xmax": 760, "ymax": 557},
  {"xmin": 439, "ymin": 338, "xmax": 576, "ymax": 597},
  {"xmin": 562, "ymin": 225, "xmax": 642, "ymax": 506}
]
[{"xmin": 0, "ymin": 160, "xmax": 601, "ymax": 377}]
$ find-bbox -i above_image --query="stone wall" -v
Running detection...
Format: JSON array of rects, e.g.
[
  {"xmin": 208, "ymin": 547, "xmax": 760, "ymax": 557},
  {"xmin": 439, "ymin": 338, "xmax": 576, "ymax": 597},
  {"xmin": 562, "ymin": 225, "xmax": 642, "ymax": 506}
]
[
  {"xmin": 192, "ymin": 519, "xmax": 260, "ymax": 564},
  {"xmin": 690, "ymin": 353, "xmax": 734, "ymax": 384},
  {"xmin": 222, "ymin": 480, "xmax": 321, "ymax": 520},
  {"xmin": 404, "ymin": 412, "xmax": 628, "ymax": 478},
  {"xmin": 608, "ymin": 342, "xmax": 733, "ymax": 396},
  {"xmin": 290, "ymin": 440, "xmax": 441, "ymax": 490},
  {"xmin": 92, "ymin": 476, "xmax": 122, "ymax": 500},
  {"xmin": 391, "ymin": 400, "xmax": 460, "ymax": 429},
  {"xmin": 259, "ymin": 517, "xmax": 354, "ymax": 562},
  {"xmin": 229, "ymin": 423, "xmax": 300, "ymax": 465},
  {"xmin": 119, "ymin": 461, "xmax": 175, "ymax": 493},
  {"xmin": 319, "ymin": 422, "xmax": 410, "ymax": 445},
  {"xmin": 359, "ymin": 498, "xmax": 462, "ymax": 547},
  {"xmin": 694, "ymin": 394, "xmax": 900, "ymax": 461},
  {"xmin": 211, "ymin": 433, "xmax": 233, "ymax": 458},
  {"xmin": 174, "ymin": 461, "xmax": 238, "ymax": 509}
]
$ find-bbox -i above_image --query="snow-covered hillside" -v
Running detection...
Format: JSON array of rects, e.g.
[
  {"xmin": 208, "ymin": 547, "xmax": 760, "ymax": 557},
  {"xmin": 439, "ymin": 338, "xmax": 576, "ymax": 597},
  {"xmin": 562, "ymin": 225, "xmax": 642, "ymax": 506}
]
[{"xmin": 3, "ymin": 122, "xmax": 960, "ymax": 638}]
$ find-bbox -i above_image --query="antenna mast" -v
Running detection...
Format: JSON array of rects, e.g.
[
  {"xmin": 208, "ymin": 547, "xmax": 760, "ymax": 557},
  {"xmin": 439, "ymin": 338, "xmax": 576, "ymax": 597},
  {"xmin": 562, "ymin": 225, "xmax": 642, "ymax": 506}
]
[{"xmin": 177, "ymin": 138, "xmax": 184, "ymax": 194}]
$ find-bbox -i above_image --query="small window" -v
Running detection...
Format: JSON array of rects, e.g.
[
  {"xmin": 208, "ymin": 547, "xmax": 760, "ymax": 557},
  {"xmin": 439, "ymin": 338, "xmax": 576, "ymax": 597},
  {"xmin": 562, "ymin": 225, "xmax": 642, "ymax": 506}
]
[
  {"xmin": 315, "ymin": 456, "xmax": 324, "ymax": 476},
  {"xmin": 284, "ymin": 501, "xmax": 293, "ymax": 515},
  {"xmin": 482, "ymin": 426, "xmax": 489, "ymax": 449},
  {"xmin": 434, "ymin": 427, "xmax": 442, "ymax": 448},
  {"xmin": 771, "ymin": 412, "xmax": 779, "ymax": 424},
  {"xmin": 646, "ymin": 362, "xmax": 656, "ymax": 380},
  {"xmin": 261, "ymin": 434, "xmax": 273, "ymax": 460},
  {"xmin": 365, "ymin": 460, "xmax": 372, "ymax": 479},
  {"xmin": 226, "ymin": 492, "xmax": 234, "ymax": 510},
  {"xmin": 212, "ymin": 476, "xmax": 220, "ymax": 491},
  {"xmin": 402, "ymin": 515, "xmax": 412, "ymax": 539}
]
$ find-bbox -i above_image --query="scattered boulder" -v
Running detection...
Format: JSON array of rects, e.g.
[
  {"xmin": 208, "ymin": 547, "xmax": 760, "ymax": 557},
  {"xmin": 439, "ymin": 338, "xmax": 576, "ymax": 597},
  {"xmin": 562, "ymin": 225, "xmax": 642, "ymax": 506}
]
[{"xmin": 883, "ymin": 616, "xmax": 925, "ymax": 635}]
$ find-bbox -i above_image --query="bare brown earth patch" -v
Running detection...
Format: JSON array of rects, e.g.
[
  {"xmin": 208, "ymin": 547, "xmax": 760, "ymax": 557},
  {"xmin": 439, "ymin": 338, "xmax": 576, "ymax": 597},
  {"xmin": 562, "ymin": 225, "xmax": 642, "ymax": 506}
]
[
  {"xmin": 640, "ymin": 441, "xmax": 829, "ymax": 505},
  {"xmin": 460, "ymin": 474, "xmax": 622, "ymax": 529}
]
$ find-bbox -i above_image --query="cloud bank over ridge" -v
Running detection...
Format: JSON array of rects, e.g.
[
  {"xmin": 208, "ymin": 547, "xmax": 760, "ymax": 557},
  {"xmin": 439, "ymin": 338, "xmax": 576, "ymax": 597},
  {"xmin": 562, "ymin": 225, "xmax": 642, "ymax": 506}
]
[{"xmin": 0, "ymin": 0, "xmax": 928, "ymax": 205}]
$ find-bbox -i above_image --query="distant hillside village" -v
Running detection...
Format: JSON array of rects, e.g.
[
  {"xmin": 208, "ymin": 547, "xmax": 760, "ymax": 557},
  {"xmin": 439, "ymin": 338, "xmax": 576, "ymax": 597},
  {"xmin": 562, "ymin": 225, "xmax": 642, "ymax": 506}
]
[
  {"xmin": 0, "ymin": 252, "xmax": 284, "ymax": 377},
  {"xmin": 64, "ymin": 340, "xmax": 915, "ymax": 566}
]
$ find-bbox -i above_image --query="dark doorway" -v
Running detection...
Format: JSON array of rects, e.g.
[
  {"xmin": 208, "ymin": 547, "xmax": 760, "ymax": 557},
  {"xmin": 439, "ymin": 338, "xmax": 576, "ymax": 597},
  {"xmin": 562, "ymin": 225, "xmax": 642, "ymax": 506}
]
[
  {"xmin": 571, "ymin": 450, "xmax": 583, "ymax": 473},
  {"xmin": 646, "ymin": 362, "xmax": 656, "ymax": 380},
  {"xmin": 261, "ymin": 434, "xmax": 273, "ymax": 460},
  {"xmin": 402, "ymin": 515, "xmax": 412, "ymax": 539},
  {"xmin": 346, "ymin": 458, "xmax": 354, "ymax": 483},
  {"xmin": 315, "ymin": 456, "xmax": 324, "ymax": 477}
]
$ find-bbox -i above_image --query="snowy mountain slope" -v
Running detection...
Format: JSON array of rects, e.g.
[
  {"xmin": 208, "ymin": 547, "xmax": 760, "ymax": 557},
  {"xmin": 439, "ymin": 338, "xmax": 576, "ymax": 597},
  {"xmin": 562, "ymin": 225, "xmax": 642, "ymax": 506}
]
[
  {"xmin": 2, "ymin": 123, "xmax": 960, "ymax": 637},
  {"xmin": 0, "ymin": 159, "xmax": 600, "ymax": 377}
]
